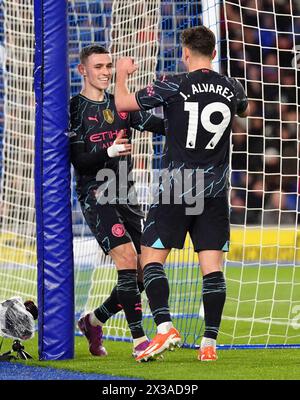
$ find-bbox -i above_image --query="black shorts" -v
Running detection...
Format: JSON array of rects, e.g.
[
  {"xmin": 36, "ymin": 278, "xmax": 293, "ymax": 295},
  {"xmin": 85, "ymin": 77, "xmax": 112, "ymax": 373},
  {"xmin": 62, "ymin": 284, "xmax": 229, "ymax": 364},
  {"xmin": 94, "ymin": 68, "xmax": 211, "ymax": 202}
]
[
  {"xmin": 141, "ymin": 196, "xmax": 230, "ymax": 253},
  {"xmin": 80, "ymin": 189, "xmax": 143, "ymax": 255}
]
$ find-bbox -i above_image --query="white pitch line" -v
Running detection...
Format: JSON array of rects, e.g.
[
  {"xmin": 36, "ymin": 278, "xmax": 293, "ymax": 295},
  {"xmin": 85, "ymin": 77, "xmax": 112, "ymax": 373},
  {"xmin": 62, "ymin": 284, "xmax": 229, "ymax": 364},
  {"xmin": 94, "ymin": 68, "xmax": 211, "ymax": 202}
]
[{"xmin": 223, "ymin": 316, "xmax": 299, "ymax": 328}]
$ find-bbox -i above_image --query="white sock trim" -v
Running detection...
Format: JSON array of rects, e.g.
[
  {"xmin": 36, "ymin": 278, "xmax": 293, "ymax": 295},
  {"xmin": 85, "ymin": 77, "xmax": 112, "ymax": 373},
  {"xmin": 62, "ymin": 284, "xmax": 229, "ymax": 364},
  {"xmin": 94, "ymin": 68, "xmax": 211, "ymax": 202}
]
[
  {"xmin": 133, "ymin": 336, "xmax": 148, "ymax": 347},
  {"xmin": 201, "ymin": 337, "xmax": 216, "ymax": 348},
  {"xmin": 157, "ymin": 321, "xmax": 173, "ymax": 334},
  {"xmin": 89, "ymin": 312, "xmax": 103, "ymax": 327}
]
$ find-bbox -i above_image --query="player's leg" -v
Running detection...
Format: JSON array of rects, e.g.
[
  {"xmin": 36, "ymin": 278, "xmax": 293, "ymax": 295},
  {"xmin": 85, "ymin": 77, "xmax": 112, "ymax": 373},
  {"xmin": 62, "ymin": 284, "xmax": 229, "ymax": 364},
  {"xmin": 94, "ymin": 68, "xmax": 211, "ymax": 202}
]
[
  {"xmin": 191, "ymin": 197, "xmax": 229, "ymax": 361},
  {"xmin": 78, "ymin": 194, "xmax": 145, "ymax": 357},
  {"xmin": 140, "ymin": 246, "xmax": 181, "ymax": 361},
  {"xmin": 109, "ymin": 242, "xmax": 150, "ymax": 355},
  {"xmin": 135, "ymin": 204, "xmax": 187, "ymax": 361},
  {"xmin": 92, "ymin": 204, "xmax": 145, "ymax": 314},
  {"xmin": 141, "ymin": 245, "xmax": 172, "ymax": 334},
  {"xmin": 81, "ymin": 242, "xmax": 148, "ymax": 358},
  {"xmin": 77, "ymin": 195, "xmax": 115, "ymax": 356},
  {"xmin": 78, "ymin": 243, "xmax": 140, "ymax": 357},
  {"xmin": 130, "ymin": 256, "xmax": 150, "ymax": 358},
  {"xmin": 198, "ymin": 250, "xmax": 225, "ymax": 361},
  {"xmin": 113, "ymin": 204, "xmax": 151, "ymax": 358}
]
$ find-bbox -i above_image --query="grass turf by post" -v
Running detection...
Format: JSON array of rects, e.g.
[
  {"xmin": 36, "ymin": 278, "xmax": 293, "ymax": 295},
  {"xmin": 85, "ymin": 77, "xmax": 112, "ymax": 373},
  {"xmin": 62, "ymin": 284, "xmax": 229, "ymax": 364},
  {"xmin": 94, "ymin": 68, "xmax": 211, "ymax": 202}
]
[{"xmin": 2, "ymin": 336, "xmax": 300, "ymax": 380}]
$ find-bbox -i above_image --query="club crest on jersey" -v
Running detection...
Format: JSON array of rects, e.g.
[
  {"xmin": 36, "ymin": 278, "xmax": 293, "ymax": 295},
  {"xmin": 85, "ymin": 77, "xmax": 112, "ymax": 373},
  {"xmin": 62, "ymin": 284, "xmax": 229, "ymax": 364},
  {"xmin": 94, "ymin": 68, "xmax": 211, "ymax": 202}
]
[
  {"xmin": 112, "ymin": 224, "xmax": 125, "ymax": 237},
  {"xmin": 103, "ymin": 109, "xmax": 114, "ymax": 124},
  {"xmin": 118, "ymin": 111, "xmax": 128, "ymax": 120}
]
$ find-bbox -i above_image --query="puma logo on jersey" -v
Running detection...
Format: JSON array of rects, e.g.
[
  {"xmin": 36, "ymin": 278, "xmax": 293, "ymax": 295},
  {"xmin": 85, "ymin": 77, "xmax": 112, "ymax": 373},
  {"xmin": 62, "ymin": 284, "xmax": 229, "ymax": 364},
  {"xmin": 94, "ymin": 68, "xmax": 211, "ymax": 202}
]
[{"xmin": 88, "ymin": 116, "xmax": 99, "ymax": 122}]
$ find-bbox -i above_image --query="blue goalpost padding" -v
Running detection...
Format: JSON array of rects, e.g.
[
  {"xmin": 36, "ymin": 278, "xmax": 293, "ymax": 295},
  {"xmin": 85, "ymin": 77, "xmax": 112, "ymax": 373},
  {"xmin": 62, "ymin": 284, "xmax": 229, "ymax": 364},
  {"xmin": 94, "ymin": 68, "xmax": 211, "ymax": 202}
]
[{"xmin": 34, "ymin": 0, "xmax": 74, "ymax": 360}]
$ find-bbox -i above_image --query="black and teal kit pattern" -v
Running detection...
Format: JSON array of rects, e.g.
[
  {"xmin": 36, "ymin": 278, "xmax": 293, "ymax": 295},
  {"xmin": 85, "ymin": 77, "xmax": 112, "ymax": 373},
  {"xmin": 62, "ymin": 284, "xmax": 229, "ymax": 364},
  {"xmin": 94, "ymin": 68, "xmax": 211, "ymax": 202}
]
[
  {"xmin": 70, "ymin": 92, "xmax": 164, "ymax": 254},
  {"xmin": 141, "ymin": 196, "xmax": 230, "ymax": 252},
  {"xmin": 135, "ymin": 69, "xmax": 247, "ymax": 252},
  {"xmin": 136, "ymin": 68, "xmax": 248, "ymax": 198}
]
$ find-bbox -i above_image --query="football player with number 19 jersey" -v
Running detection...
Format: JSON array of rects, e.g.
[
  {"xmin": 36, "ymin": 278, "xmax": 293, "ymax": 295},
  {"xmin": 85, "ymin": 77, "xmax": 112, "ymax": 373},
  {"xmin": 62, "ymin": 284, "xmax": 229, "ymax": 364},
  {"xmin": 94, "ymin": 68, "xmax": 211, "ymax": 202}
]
[{"xmin": 115, "ymin": 26, "xmax": 250, "ymax": 362}]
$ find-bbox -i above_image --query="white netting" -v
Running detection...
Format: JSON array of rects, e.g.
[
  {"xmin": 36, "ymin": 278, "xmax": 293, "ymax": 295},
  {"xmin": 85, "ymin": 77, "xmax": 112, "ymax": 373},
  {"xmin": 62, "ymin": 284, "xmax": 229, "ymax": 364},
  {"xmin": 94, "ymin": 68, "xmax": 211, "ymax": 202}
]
[
  {"xmin": 67, "ymin": 0, "xmax": 300, "ymax": 347},
  {"xmin": 224, "ymin": 0, "xmax": 300, "ymax": 346},
  {"xmin": 0, "ymin": 1, "xmax": 36, "ymax": 303},
  {"xmin": 70, "ymin": 0, "xmax": 161, "ymax": 339}
]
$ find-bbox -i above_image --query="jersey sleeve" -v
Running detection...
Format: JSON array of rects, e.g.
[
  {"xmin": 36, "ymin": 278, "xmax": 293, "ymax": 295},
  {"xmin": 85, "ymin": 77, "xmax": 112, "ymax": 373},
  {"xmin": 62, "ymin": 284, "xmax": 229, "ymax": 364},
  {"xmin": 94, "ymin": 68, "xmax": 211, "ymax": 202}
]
[
  {"xmin": 129, "ymin": 110, "xmax": 165, "ymax": 134},
  {"xmin": 229, "ymin": 78, "xmax": 249, "ymax": 114},
  {"xmin": 135, "ymin": 74, "xmax": 183, "ymax": 111},
  {"xmin": 69, "ymin": 99, "xmax": 84, "ymax": 141},
  {"xmin": 69, "ymin": 100, "xmax": 110, "ymax": 174},
  {"xmin": 69, "ymin": 137, "xmax": 110, "ymax": 175}
]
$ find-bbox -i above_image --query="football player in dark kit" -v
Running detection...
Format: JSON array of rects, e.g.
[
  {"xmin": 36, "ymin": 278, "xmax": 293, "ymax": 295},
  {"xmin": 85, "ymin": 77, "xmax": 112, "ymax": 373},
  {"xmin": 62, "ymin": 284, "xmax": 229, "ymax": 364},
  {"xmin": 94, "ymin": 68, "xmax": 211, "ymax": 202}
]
[
  {"xmin": 115, "ymin": 26, "xmax": 250, "ymax": 362},
  {"xmin": 70, "ymin": 45, "xmax": 165, "ymax": 359}
]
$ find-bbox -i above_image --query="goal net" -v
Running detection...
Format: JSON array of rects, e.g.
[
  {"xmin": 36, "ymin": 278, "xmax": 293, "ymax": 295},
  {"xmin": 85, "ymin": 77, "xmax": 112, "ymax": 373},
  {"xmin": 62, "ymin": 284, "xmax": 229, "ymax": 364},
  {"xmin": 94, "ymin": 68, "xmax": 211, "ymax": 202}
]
[
  {"xmin": 69, "ymin": 0, "xmax": 300, "ymax": 348},
  {"xmin": 0, "ymin": 0, "xmax": 299, "ymax": 351},
  {"xmin": 0, "ymin": 1, "xmax": 36, "ymax": 304},
  {"xmin": 223, "ymin": 0, "xmax": 300, "ymax": 347}
]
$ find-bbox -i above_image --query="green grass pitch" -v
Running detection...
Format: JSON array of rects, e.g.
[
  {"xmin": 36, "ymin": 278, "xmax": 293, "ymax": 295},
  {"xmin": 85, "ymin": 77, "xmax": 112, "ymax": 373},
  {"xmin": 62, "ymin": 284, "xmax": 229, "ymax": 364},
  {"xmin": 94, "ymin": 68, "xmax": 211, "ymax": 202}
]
[
  {"xmin": 1, "ymin": 265, "xmax": 300, "ymax": 379},
  {"xmin": 2, "ymin": 336, "xmax": 300, "ymax": 380}
]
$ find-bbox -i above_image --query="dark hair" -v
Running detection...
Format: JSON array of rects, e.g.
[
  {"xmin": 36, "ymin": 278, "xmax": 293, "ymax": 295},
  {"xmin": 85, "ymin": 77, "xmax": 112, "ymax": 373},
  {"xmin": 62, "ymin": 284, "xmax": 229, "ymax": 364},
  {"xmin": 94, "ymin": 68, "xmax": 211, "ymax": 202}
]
[
  {"xmin": 24, "ymin": 300, "xmax": 38, "ymax": 320},
  {"xmin": 79, "ymin": 45, "xmax": 110, "ymax": 64},
  {"xmin": 181, "ymin": 26, "xmax": 216, "ymax": 57}
]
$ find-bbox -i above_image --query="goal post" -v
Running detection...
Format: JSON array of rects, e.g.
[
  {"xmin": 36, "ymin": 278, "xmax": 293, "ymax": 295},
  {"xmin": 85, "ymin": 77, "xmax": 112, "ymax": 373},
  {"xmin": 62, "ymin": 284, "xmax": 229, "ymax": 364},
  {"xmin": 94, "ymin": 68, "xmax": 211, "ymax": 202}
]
[
  {"xmin": 202, "ymin": 0, "xmax": 221, "ymax": 72},
  {"xmin": 34, "ymin": 0, "xmax": 74, "ymax": 360}
]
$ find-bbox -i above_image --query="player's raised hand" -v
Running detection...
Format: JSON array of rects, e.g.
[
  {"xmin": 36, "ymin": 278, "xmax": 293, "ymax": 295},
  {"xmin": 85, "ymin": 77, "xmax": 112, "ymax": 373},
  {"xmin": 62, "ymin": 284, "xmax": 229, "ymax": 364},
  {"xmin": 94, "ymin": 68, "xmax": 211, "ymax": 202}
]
[
  {"xmin": 107, "ymin": 129, "xmax": 131, "ymax": 157},
  {"xmin": 116, "ymin": 57, "xmax": 138, "ymax": 76}
]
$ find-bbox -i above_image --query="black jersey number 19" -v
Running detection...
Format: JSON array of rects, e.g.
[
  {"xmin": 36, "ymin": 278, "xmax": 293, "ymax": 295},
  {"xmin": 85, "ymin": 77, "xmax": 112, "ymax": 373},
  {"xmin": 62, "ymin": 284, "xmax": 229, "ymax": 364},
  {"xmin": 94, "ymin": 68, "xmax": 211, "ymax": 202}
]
[{"xmin": 184, "ymin": 101, "xmax": 231, "ymax": 150}]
